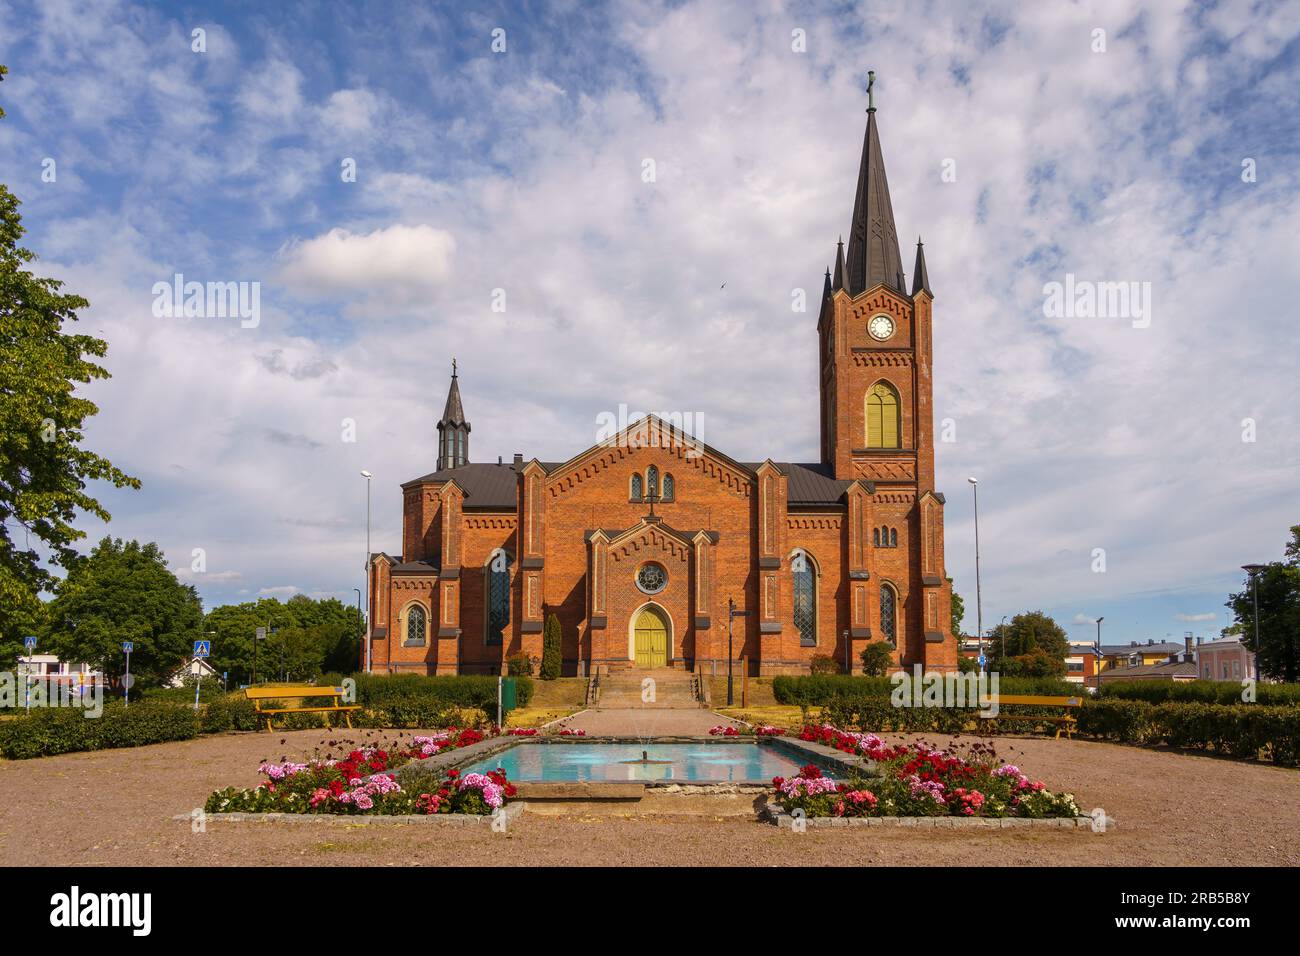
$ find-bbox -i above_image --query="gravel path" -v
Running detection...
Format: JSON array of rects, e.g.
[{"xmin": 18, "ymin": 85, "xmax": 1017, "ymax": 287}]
[{"xmin": 1, "ymin": 729, "xmax": 1295, "ymax": 866}]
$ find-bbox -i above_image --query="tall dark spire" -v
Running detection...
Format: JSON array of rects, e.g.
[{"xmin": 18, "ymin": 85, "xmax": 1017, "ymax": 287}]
[
  {"xmin": 845, "ymin": 74, "xmax": 904, "ymax": 297},
  {"xmin": 832, "ymin": 236, "xmax": 845, "ymax": 291},
  {"xmin": 911, "ymin": 236, "xmax": 932, "ymax": 297},
  {"xmin": 822, "ymin": 266, "xmax": 832, "ymax": 301},
  {"xmin": 436, "ymin": 359, "xmax": 470, "ymax": 471}
]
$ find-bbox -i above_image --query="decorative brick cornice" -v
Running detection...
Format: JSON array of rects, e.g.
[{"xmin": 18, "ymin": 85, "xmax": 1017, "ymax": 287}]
[
  {"xmin": 787, "ymin": 515, "xmax": 842, "ymax": 531},
  {"xmin": 463, "ymin": 516, "xmax": 517, "ymax": 530}
]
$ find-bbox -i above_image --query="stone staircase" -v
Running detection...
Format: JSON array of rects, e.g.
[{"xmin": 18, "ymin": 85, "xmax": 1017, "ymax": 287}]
[{"xmin": 589, "ymin": 670, "xmax": 706, "ymax": 709}]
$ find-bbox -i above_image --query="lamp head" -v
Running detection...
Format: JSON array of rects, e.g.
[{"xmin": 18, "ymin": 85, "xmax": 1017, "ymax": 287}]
[
  {"xmin": 967, "ymin": 476, "xmax": 978, "ymax": 485},
  {"xmin": 1242, "ymin": 563, "xmax": 1265, "ymax": 575},
  {"xmin": 360, "ymin": 469, "xmax": 372, "ymax": 479}
]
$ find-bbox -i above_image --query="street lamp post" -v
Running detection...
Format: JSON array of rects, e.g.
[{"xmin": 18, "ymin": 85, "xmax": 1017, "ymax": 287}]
[
  {"xmin": 1242, "ymin": 564, "xmax": 1265, "ymax": 682},
  {"xmin": 968, "ymin": 477, "xmax": 984, "ymax": 673},
  {"xmin": 361, "ymin": 470, "xmax": 373, "ymax": 674},
  {"xmin": 1095, "ymin": 616, "xmax": 1104, "ymax": 694}
]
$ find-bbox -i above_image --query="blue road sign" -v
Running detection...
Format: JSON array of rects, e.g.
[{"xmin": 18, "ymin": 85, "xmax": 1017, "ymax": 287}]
[
  {"xmin": 194, "ymin": 640, "xmax": 211, "ymax": 658},
  {"xmin": 978, "ymin": 655, "xmax": 986, "ymax": 667},
  {"xmin": 23, "ymin": 636, "xmax": 37, "ymax": 650},
  {"xmin": 122, "ymin": 641, "xmax": 134, "ymax": 653}
]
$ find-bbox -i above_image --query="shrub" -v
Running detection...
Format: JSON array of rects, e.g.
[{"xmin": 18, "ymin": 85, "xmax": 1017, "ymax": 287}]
[
  {"xmin": 859, "ymin": 642, "xmax": 895, "ymax": 676},
  {"xmin": 200, "ymin": 693, "xmax": 260, "ymax": 733},
  {"xmin": 809, "ymin": 654, "xmax": 841, "ymax": 676},
  {"xmin": 1098, "ymin": 679, "xmax": 1300, "ymax": 707},
  {"xmin": 0, "ymin": 701, "xmax": 200, "ymax": 759},
  {"xmin": 506, "ymin": 653, "xmax": 534, "ymax": 677},
  {"xmin": 540, "ymin": 614, "xmax": 562, "ymax": 680}
]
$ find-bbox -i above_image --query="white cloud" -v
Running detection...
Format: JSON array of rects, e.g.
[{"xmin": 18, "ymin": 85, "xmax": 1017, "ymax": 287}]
[
  {"xmin": 277, "ymin": 224, "xmax": 457, "ymax": 298},
  {"xmin": 1176, "ymin": 613, "xmax": 1217, "ymax": 623}
]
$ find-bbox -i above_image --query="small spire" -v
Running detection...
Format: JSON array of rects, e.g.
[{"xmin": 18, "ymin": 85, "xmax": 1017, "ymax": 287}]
[
  {"xmin": 436, "ymin": 361, "xmax": 470, "ymax": 471},
  {"xmin": 832, "ymin": 236, "xmax": 845, "ymax": 291},
  {"xmin": 911, "ymin": 236, "xmax": 932, "ymax": 297},
  {"xmin": 822, "ymin": 266, "xmax": 832, "ymax": 301}
]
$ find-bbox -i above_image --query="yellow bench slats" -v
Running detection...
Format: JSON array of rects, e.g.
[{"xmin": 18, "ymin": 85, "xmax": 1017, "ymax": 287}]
[{"xmin": 243, "ymin": 685, "xmax": 357, "ymax": 731}]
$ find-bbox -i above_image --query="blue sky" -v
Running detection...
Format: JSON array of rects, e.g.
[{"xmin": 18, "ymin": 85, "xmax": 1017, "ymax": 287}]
[{"xmin": 1, "ymin": 0, "xmax": 1298, "ymax": 645}]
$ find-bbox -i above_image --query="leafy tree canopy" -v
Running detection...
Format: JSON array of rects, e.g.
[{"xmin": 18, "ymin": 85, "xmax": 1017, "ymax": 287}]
[
  {"xmin": 1226, "ymin": 525, "xmax": 1300, "ymax": 682},
  {"xmin": 41, "ymin": 538, "xmax": 201, "ymax": 686},
  {"xmin": 986, "ymin": 610, "xmax": 1069, "ymax": 677},
  {"xmin": 1, "ymin": 64, "xmax": 140, "ymax": 662}
]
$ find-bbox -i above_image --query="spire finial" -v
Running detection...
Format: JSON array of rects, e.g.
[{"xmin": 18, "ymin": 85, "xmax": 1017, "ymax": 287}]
[
  {"xmin": 867, "ymin": 70, "xmax": 876, "ymax": 113},
  {"xmin": 452, "ymin": 357, "xmax": 457, "ymax": 377}
]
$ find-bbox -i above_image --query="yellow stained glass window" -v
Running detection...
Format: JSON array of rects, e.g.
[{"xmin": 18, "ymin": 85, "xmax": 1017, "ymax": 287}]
[{"xmin": 867, "ymin": 383, "xmax": 900, "ymax": 448}]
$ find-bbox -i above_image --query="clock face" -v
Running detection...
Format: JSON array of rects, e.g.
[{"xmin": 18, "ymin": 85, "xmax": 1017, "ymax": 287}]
[{"xmin": 868, "ymin": 314, "xmax": 895, "ymax": 341}]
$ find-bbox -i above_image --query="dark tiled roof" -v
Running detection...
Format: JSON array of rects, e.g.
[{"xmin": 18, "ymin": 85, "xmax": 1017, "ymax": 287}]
[
  {"xmin": 783, "ymin": 462, "xmax": 853, "ymax": 506},
  {"xmin": 1103, "ymin": 659, "xmax": 1198, "ymax": 680},
  {"xmin": 402, "ymin": 462, "xmax": 520, "ymax": 510}
]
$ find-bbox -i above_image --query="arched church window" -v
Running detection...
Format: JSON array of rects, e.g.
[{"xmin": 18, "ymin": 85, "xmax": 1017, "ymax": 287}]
[
  {"xmin": 661, "ymin": 473, "xmax": 675, "ymax": 502},
  {"xmin": 646, "ymin": 465, "xmax": 659, "ymax": 497},
  {"xmin": 890, "ymin": 528, "xmax": 898, "ymax": 548},
  {"xmin": 873, "ymin": 528, "xmax": 881, "ymax": 547},
  {"xmin": 792, "ymin": 549, "xmax": 817, "ymax": 647},
  {"xmin": 405, "ymin": 604, "xmax": 427, "ymax": 646},
  {"xmin": 486, "ymin": 551, "xmax": 511, "ymax": 645},
  {"xmin": 630, "ymin": 473, "xmax": 643, "ymax": 502},
  {"xmin": 867, "ymin": 382, "xmax": 900, "ymax": 449},
  {"xmin": 880, "ymin": 585, "xmax": 897, "ymax": 646}
]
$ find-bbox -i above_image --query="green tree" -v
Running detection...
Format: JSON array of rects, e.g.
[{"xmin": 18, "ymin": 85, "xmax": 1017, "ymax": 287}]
[
  {"xmin": 1226, "ymin": 525, "xmax": 1300, "ymax": 682},
  {"xmin": 986, "ymin": 610, "xmax": 1069, "ymax": 677},
  {"xmin": 1, "ymin": 64, "xmax": 140, "ymax": 663},
  {"xmin": 540, "ymin": 613, "xmax": 562, "ymax": 680},
  {"xmin": 949, "ymin": 580, "xmax": 965, "ymax": 636},
  {"xmin": 202, "ymin": 594, "xmax": 364, "ymax": 685},
  {"xmin": 859, "ymin": 641, "xmax": 895, "ymax": 676},
  {"xmin": 41, "ymin": 538, "xmax": 202, "ymax": 686}
]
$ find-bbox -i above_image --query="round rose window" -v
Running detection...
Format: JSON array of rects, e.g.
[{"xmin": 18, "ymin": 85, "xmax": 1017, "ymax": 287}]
[{"xmin": 636, "ymin": 562, "xmax": 667, "ymax": 594}]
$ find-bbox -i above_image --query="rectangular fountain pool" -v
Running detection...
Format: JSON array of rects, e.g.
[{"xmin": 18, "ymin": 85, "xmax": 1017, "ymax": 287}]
[{"xmin": 458, "ymin": 741, "xmax": 816, "ymax": 784}]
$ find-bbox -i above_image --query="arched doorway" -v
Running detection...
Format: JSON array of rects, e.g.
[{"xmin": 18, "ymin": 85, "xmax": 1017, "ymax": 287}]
[{"xmin": 632, "ymin": 605, "xmax": 669, "ymax": 668}]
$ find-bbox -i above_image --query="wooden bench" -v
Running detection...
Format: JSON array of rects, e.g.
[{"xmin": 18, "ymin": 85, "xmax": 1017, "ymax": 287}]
[
  {"xmin": 244, "ymin": 685, "xmax": 359, "ymax": 732},
  {"xmin": 990, "ymin": 695, "xmax": 1083, "ymax": 739}
]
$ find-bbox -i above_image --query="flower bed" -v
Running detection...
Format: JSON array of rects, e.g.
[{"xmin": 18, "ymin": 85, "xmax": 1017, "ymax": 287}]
[
  {"xmin": 772, "ymin": 725, "xmax": 1081, "ymax": 819},
  {"xmin": 204, "ymin": 728, "xmax": 513, "ymax": 816},
  {"xmin": 505, "ymin": 727, "xmax": 586, "ymax": 737},
  {"xmin": 708, "ymin": 724, "xmax": 785, "ymax": 737}
]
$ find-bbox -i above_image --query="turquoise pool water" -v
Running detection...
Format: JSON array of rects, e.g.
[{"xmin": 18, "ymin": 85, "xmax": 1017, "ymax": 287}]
[{"xmin": 458, "ymin": 741, "xmax": 810, "ymax": 783}]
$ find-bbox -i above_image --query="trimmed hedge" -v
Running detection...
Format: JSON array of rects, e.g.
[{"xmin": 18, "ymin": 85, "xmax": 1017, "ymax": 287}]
[
  {"xmin": 338, "ymin": 672, "xmax": 533, "ymax": 710},
  {"xmin": 1077, "ymin": 699, "xmax": 1300, "ymax": 766},
  {"xmin": 773, "ymin": 674, "xmax": 1081, "ymax": 707},
  {"xmin": 0, "ymin": 701, "xmax": 201, "ymax": 759},
  {"xmin": 1098, "ymin": 679, "xmax": 1300, "ymax": 707}
]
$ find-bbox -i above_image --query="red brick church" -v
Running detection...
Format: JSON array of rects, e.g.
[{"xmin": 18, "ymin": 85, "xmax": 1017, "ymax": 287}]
[{"xmin": 365, "ymin": 96, "xmax": 958, "ymax": 676}]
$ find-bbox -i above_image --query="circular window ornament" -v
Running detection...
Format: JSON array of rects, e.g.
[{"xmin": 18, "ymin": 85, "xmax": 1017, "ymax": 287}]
[{"xmin": 636, "ymin": 562, "xmax": 668, "ymax": 594}]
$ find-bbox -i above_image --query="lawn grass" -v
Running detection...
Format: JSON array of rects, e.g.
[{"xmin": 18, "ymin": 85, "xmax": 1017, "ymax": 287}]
[
  {"xmin": 713, "ymin": 704, "xmax": 820, "ymax": 729},
  {"xmin": 504, "ymin": 677, "xmax": 588, "ymax": 727}
]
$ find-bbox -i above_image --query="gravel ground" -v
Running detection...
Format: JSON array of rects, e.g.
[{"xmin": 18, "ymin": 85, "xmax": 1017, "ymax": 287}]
[{"xmin": 0, "ymin": 729, "xmax": 1295, "ymax": 867}]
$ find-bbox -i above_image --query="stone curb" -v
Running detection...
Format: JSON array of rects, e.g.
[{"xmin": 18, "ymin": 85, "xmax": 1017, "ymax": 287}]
[
  {"xmin": 760, "ymin": 805, "xmax": 1102, "ymax": 831},
  {"xmin": 186, "ymin": 802, "xmax": 526, "ymax": 826}
]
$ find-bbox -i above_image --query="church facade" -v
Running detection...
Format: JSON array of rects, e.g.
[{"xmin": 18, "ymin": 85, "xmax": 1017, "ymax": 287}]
[{"xmin": 365, "ymin": 99, "xmax": 958, "ymax": 677}]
